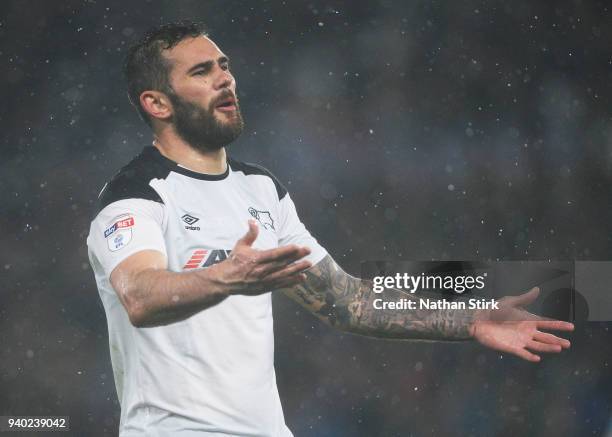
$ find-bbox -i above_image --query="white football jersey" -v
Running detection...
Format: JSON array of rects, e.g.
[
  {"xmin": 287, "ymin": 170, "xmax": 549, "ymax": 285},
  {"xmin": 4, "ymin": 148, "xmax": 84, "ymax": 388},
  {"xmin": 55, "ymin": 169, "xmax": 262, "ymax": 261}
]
[{"xmin": 86, "ymin": 146, "xmax": 327, "ymax": 437}]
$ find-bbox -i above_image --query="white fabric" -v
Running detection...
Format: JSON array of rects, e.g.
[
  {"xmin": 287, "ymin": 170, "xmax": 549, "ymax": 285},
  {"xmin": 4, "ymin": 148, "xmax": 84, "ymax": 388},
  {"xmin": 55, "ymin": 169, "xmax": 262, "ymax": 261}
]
[{"xmin": 87, "ymin": 163, "xmax": 327, "ymax": 437}]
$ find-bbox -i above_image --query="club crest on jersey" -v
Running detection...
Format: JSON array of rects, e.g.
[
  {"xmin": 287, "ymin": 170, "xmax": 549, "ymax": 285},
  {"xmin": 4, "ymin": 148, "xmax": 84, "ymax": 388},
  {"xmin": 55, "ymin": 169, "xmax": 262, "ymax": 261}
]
[
  {"xmin": 183, "ymin": 249, "xmax": 231, "ymax": 270},
  {"xmin": 248, "ymin": 207, "xmax": 275, "ymax": 230},
  {"xmin": 181, "ymin": 213, "xmax": 201, "ymax": 231},
  {"xmin": 104, "ymin": 215, "xmax": 134, "ymax": 251}
]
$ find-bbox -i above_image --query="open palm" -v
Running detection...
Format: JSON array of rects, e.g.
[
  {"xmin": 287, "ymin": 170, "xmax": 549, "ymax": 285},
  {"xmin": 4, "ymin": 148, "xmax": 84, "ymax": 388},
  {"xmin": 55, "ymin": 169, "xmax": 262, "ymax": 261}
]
[{"xmin": 472, "ymin": 288, "xmax": 574, "ymax": 362}]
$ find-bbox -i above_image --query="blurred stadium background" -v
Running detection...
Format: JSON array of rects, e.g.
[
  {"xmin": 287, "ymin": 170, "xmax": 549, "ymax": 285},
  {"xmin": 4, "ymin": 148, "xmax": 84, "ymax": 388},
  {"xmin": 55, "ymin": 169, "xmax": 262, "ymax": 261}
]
[{"xmin": 1, "ymin": 1, "xmax": 611, "ymax": 435}]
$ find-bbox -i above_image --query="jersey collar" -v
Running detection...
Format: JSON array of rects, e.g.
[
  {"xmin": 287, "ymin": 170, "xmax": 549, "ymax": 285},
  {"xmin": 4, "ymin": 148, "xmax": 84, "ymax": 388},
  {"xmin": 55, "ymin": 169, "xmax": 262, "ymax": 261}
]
[{"xmin": 144, "ymin": 146, "xmax": 230, "ymax": 181}]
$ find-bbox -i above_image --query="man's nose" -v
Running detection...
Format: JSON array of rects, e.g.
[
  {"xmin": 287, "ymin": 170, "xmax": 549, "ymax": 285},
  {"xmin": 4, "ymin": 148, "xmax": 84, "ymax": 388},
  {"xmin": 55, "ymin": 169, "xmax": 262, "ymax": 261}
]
[{"xmin": 214, "ymin": 69, "xmax": 234, "ymax": 90}]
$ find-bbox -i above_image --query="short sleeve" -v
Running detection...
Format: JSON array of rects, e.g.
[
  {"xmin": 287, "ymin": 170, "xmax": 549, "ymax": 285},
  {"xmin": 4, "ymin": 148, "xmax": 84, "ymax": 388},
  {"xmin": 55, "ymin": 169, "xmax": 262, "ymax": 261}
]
[
  {"xmin": 277, "ymin": 194, "xmax": 327, "ymax": 265},
  {"xmin": 87, "ymin": 198, "xmax": 167, "ymax": 278}
]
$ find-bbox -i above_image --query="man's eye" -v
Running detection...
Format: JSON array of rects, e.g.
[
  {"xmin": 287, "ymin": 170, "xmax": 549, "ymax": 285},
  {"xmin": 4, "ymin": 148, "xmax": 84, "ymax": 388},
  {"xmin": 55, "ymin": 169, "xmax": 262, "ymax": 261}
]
[
  {"xmin": 193, "ymin": 70, "xmax": 206, "ymax": 76},
  {"xmin": 221, "ymin": 64, "xmax": 230, "ymax": 71}
]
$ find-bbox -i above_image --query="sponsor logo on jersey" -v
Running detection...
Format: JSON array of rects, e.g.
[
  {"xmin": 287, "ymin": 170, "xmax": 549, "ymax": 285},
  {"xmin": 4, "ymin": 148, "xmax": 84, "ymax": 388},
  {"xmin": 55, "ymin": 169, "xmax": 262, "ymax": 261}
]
[
  {"xmin": 183, "ymin": 249, "xmax": 232, "ymax": 270},
  {"xmin": 104, "ymin": 216, "xmax": 135, "ymax": 238},
  {"xmin": 104, "ymin": 215, "xmax": 134, "ymax": 251},
  {"xmin": 181, "ymin": 213, "xmax": 201, "ymax": 231},
  {"xmin": 248, "ymin": 207, "xmax": 275, "ymax": 230}
]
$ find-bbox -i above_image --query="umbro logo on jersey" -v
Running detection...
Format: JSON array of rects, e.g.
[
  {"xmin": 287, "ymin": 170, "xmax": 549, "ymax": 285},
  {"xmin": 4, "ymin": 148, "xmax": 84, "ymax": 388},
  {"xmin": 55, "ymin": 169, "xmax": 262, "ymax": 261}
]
[
  {"xmin": 182, "ymin": 214, "xmax": 199, "ymax": 225},
  {"xmin": 181, "ymin": 214, "xmax": 201, "ymax": 231},
  {"xmin": 183, "ymin": 249, "xmax": 231, "ymax": 270},
  {"xmin": 248, "ymin": 207, "xmax": 275, "ymax": 230}
]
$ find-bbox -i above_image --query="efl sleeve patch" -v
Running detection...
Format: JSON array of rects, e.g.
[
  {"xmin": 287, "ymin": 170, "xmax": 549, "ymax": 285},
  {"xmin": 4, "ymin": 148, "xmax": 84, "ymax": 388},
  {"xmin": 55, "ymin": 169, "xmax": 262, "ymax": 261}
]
[
  {"xmin": 104, "ymin": 215, "xmax": 135, "ymax": 251},
  {"xmin": 87, "ymin": 198, "xmax": 166, "ymax": 279}
]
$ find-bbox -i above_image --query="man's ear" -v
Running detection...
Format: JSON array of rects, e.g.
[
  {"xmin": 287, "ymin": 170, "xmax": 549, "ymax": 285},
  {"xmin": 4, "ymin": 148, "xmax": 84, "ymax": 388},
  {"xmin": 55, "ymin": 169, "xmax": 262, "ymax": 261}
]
[{"xmin": 140, "ymin": 90, "xmax": 173, "ymax": 122}]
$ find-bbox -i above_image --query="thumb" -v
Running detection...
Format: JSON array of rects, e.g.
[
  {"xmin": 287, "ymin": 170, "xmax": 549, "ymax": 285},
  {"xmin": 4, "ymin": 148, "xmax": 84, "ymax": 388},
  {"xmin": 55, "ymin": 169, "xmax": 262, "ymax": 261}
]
[
  {"xmin": 505, "ymin": 287, "xmax": 540, "ymax": 307},
  {"xmin": 236, "ymin": 220, "xmax": 259, "ymax": 248}
]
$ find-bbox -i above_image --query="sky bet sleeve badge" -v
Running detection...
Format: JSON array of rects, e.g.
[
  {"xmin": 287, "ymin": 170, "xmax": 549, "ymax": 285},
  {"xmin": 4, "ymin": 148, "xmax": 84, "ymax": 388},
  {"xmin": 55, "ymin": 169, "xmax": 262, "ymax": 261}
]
[{"xmin": 104, "ymin": 214, "xmax": 135, "ymax": 252}]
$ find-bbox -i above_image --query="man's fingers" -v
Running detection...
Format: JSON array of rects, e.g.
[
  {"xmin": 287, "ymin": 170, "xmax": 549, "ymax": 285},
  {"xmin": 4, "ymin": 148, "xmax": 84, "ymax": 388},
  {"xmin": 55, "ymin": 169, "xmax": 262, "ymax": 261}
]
[
  {"xmin": 253, "ymin": 260, "xmax": 289, "ymax": 277},
  {"xmin": 527, "ymin": 340, "xmax": 562, "ymax": 353},
  {"xmin": 512, "ymin": 348, "xmax": 541, "ymax": 362},
  {"xmin": 504, "ymin": 287, "xmax": 540, "ymax": 307},
  {"xmin": 255, "ymin": 253, "xmax": 310, "ymax": 277},
  {"xmin": 269, "ymin": 273, "xmax": 307, "ymax": 290},
  {"xmin": 254, "ymin": 247, "xmax": 312, "ymax": 276},
  {"xmin": 533, "ymin": 331, "xmax": 571, "ymax": 349},
  {"xmin": 535, "ymin": 320, "xmax": 575, "ymax": 331},
  {"xmin": 257, "ymin": 244, "xmax": 311, "ymax": 263},
  {"xmin": 241, "ymin": 273, "xmax": 307, "ymax": 296},
  {"xmin": 236, "ymin": 220, "xmax": 259, "ymax": 248},
  {"xmin": 508, "ymin": 311, "xmax": 541, "ymax": 322},
  {"xmin": 263, "ymin": 260, "xmax": 312, "ymax": 282}
]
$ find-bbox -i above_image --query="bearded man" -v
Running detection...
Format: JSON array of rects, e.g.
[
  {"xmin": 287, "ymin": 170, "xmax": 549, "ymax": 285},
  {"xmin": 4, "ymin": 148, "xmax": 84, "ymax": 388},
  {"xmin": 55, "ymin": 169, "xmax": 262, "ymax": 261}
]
[{"xmin": 86, "ymin": 21, "xmax": 573, "ymax": 437}]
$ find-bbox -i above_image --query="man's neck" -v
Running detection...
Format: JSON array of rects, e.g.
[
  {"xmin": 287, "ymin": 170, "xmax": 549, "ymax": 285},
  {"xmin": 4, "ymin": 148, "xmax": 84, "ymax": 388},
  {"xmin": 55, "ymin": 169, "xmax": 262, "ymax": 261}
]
[{"xmin": 153, "ymin": 131, "xmax": 227, "ymax": 175}]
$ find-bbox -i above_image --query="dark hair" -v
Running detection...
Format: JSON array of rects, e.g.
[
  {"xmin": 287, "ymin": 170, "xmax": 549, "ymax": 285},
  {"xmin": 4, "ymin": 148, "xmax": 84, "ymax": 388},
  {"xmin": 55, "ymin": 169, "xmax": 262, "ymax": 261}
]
[{"xmin": 124, "ymin": 21, "xmax": 208, "ymax": 127}]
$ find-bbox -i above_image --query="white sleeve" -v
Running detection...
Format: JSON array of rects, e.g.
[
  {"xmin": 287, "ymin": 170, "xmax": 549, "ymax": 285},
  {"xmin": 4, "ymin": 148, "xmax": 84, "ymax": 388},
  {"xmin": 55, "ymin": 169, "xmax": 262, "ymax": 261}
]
[
  {"xmin": 87, "ymin": 198, "xmax": 167, "ymax": 278},
  {"xmin": 277, "ymin": 194, "xmax": 327, "ymax": 265}
]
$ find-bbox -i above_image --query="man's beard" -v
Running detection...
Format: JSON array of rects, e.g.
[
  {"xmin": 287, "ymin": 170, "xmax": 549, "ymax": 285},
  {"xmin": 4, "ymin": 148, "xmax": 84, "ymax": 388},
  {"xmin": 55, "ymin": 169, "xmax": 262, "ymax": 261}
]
[{"xmin": 169, "ymin": 91, "xmax": 244, "ymax": 152}]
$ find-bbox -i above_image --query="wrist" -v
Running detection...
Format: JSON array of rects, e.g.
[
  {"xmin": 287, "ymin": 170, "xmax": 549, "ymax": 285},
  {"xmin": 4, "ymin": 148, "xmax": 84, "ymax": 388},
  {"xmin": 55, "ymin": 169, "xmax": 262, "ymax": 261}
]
[
  {"xmin": 468, "ymin": 308, "xmax": 491, "ymax": 339},
  {"xmin": 196, "ymin": 264, "xmax": 234, "ymax": 297}
]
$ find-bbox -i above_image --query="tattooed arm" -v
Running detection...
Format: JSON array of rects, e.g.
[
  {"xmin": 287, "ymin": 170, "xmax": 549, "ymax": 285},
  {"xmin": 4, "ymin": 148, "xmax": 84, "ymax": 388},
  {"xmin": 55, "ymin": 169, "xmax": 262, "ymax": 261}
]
[
  {"xmin": 282, "ymin": 254, "xmax": 575, "ymax": 359},
  {"xmin": 282, "ymin": 254, "xmax": 476, "ymax": 340}
]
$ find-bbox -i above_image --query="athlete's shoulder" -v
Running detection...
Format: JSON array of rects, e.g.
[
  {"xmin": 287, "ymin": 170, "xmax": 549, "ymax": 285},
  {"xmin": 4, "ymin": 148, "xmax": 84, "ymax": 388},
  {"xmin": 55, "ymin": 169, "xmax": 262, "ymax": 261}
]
[
  {"xmin": 228, "ymin": 157, "xmax": 288, "ymax": 200},
  {"xmin": 95, "ymin": 146, "xmax": 169, "ymax": 215}
]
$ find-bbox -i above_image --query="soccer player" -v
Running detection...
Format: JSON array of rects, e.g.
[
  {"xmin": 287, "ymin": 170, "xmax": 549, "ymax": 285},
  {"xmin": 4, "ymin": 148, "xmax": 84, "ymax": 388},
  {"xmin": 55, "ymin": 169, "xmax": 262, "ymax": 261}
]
[{"xmin": 87, "ymin": 22, "xmax": 574, "ymax": 437}]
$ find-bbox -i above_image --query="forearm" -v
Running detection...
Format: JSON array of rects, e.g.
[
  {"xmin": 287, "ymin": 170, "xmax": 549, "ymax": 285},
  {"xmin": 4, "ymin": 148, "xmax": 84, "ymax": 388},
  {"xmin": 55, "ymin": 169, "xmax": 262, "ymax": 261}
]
[
  {"xmin": 342, "ymin": 280, "xmax": 477, "ymax": 340},
  {"xmin": 112, "ymin": 235, "xmax": 311, "ymax": 327},
  {"xmin": 116, "ymin": 266, "xmax": 229, "ymax": 327},
  {"xmin": 286, "ymin": 255, "xmax": 478, "ymax": 341}
]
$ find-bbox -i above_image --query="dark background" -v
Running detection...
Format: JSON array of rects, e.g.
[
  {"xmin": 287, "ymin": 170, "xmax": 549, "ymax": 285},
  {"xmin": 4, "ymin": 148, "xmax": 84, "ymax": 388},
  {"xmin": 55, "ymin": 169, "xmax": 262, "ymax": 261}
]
[{"xmin": 1, "ymin": 1, "xmax": 611, "ymax": 436}]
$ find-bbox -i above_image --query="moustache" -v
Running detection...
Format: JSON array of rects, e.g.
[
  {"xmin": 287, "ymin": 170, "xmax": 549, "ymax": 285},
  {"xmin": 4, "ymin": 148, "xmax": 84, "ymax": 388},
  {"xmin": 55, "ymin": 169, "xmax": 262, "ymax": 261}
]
[{"xmin": 211, "ymin": 90, "xmax": 239, "ymax": 109}]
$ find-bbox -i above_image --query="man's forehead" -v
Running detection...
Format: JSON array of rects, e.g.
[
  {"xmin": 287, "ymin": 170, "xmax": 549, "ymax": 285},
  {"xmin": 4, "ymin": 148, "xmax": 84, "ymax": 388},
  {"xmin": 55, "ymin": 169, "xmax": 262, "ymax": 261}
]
[{"xmin": 163, "ymin": 36, "xmax": 225, "ymax": 69}]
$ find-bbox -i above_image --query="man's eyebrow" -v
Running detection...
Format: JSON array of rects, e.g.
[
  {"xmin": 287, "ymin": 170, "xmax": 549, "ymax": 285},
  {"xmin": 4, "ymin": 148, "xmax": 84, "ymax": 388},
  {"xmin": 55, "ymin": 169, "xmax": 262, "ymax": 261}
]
[{"xmin": 186, "ymin": 56, "xmax": 230, "ymax": 75}]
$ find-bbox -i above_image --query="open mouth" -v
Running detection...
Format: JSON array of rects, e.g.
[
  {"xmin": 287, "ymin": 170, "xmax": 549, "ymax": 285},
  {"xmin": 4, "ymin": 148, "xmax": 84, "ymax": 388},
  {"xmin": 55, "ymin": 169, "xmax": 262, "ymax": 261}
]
[{"xmin": 215, "ymin": 96, "xmax": 237, "ymax": 112}]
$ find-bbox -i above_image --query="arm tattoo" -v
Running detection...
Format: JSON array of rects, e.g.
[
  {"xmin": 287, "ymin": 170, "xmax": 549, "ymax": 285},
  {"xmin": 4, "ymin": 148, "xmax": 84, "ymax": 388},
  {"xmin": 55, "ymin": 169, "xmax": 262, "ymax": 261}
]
[{"xmin": 283, "ymin": 255, "xmax": 476, "ymax": 341}]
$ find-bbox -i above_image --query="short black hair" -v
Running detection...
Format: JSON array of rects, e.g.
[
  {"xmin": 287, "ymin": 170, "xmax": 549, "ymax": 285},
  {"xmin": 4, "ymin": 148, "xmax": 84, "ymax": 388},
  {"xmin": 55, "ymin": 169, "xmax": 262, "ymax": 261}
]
[{"xmin": 124, "ymin": 21, "xmax": 208, "ymax": 127}]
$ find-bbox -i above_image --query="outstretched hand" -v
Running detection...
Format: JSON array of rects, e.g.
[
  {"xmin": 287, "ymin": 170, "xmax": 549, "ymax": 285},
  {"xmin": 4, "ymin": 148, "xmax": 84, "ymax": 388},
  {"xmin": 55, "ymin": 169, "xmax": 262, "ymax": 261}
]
[
  {"xmin": 471, "ymin": 287, "xmax": 574, "ymax": 362},
  {"xmin": 210, "ymin": 220, "xmax": 312, "ymax": 296}
]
